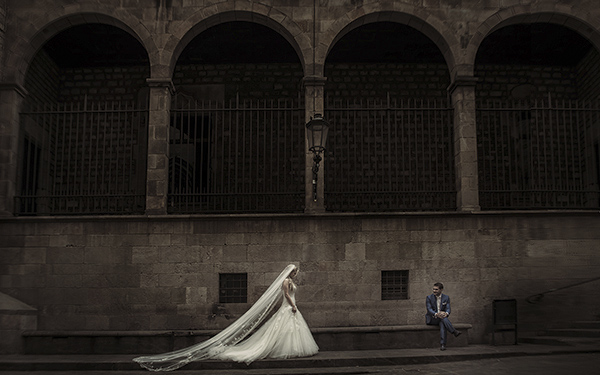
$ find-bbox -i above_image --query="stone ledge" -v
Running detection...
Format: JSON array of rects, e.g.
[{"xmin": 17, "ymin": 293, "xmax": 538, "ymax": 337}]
[
  {"xmin": 22, "ymin": 324, "xmax": 472, "ymax": 354},
  {"xmin": 23, "ymin": 324, "xmax": 473, "ymax": 337},
  {"xmin": 313, "ymin": 324, "xmax": 473, "ymax": 334},
  {"xmin": 312, "ymin": 324, "xmax": 472, "ymax": 351},
  {"xmin": 2, "ymin": 209, "xmax": 598, "ymax": 224}
]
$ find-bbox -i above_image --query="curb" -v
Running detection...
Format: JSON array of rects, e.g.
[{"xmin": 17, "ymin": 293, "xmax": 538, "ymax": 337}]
[{"xmin": 1, "ymin": 345, "xmax": 599, "ymax": 372}]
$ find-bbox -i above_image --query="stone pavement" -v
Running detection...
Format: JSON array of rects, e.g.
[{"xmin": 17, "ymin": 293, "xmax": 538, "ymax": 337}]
[{"xmin": 0, "ymin": 343, "xmax": 598, "ymax": 374}]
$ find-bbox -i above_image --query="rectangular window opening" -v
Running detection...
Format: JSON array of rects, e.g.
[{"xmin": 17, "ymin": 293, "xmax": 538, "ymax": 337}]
[
  {"xmin": 381, "ymin": 270, "xmax": 409, "ymax": 300},
  {"xmin": 219, "ymin": 273, "xmax": 248, "ymax": 303}
]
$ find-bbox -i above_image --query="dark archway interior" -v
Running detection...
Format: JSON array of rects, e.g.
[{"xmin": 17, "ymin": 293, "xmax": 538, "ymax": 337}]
[
  {"xmin": 326, "ymin": 22, "xmax": 446, "ymax": 63},
  {"xmin": 476, "ymin": 23, "xmax": 593, "ymax": 65},
  {"xmin": 41, "ymin": 22, "xmax": 595, "ymax": 67},
  {"xmin": 178, "ymin": 21, "xmax": 300, "ymax": 64},
  {"xmin": 43, "ymin": 21, "xmax": 302, "ymax": 67},
  {"xmin": 43, "ymin": 23, "xmax": 149, "ymax": 67}
]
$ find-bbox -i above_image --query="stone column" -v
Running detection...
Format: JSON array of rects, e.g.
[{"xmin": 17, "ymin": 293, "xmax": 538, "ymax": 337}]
[
  {"xmin": 303, "ymin": 76, "xmax": 327, "ymax": 213},
  {"xmin": 145, "ymin": 78, "xmax": 174, "ymax": 215},
  {"xmin": 448, "ymin": 76, "xmax": 480, "ymax": 212},
  {"xmin": 0, "ymin": 83, "xmax": 27, "ymax": 216}
]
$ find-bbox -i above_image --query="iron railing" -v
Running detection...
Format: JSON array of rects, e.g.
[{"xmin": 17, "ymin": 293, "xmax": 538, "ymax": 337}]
[
  {"xmin": 477, "ymin": 98, "xmax": 600, "ymax": 210},
  {"xmin": 167, "ymin": 95, "xmax": 305, "ymax": 214},
  {"xmin": 15, "ymin": 98, "xmax": 147, "ymax": 215},
  {"xmin": 324, "ymin": 96, "xmax": 456, "ymax": 211},
  {"xmin": 18, "ymin": 95, "xmax": 600, "ymax": 215},
  {"xmin": 527, "ymin": 276, "xmax": 600, "ymax": 304}
]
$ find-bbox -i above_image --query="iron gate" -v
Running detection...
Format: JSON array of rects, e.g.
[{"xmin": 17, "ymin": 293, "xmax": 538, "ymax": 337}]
[
  {"xmin": 477, "ymin": 98, "xmax": 600, "ymax": 209},
  {"xmin": 324, "ymin": 96, "xmax": 456, "ymax": 211},
  {"xmin": 16, "ymin": 99, "xmax": 147, "ymax": 215},
  {"xmin": 167, "ymin": 96, "xmax": 305, "ymax": 214}
]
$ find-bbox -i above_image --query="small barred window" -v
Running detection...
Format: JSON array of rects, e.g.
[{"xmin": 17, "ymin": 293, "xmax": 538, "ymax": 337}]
[
  {"xmin": 381, "ymin": 270, "xmax": 409, "ymax": 300},
  {"xmin": 219, "ymin": 273, "xmax": 248, "ymax": 303}
]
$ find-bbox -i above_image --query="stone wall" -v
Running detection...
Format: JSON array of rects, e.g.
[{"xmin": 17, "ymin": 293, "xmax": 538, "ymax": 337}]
[
  {"xmin": 174, "ymin": 63, "xmax": 304, "ymax": 101},
  {"xmin": 576, "ymin": 49, "xmax": 600, "ymax": 101},
  {"xmin": 34, "ymin": 62, "xmax": 453, "ymax": 105},
  {"xmin": 1, "ymin": 212, "xmax": 599, "ymax": 344},
  {"xmin": 0, "ymin": 0, "xmax": 5, "ymax": 80},
  {"xmin": 57, "ymin": 66, "xmax": 150, "ymax": 104},
  {"xmin": 475, "ymin": 64, "xmax": 579, "ymax": 101},
  {"xmin": 324, "ymin": 63, "xmax": 451, "ymax": 100},
  {"xmin": 3, "ymin": 0, "xmax": 600, "ymax": 354},
  {"xmin": 23, "ymin": 51, "xmax": 60, "ymax": 105},
  {"xmin": 28, "ymin": 58, "xmax": 593, "ymax": 108},
  {"xmin": 0, "ymin": 292, "xmax": 37, "ymax": 354}
]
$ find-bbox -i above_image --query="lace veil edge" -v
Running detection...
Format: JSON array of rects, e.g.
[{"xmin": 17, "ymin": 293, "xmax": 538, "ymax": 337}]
[{"xmin": 133, "ymin": 264, "xmax": 298, "ymax": 371}]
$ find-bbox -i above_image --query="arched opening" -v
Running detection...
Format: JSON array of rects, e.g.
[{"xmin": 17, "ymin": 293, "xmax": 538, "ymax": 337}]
[
  {"xmin": 475, "ymin": 23, "xmax": 600, "ymax": 209},
  {"xmin": 17, "ymin": 23, "xmax": 150, "ymax": 215},
  {"xmin": 324, "ymin": 21, "xmax": 455, "ymax": 212},
  {"xmin": 168, "ymin": 21, "xmax": 305, "ymax": 214}
]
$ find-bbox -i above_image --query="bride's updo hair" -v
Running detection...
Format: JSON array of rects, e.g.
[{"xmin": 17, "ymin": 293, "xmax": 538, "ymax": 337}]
[{"xmin": 289, "ymin": 265, "xmax": 298, "ymax": 276}]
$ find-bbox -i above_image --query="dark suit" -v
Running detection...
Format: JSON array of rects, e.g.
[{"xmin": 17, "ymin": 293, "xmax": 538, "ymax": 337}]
[{"xmin": 425, "ymin": 293, "xmax": 457, "ymax": 346}]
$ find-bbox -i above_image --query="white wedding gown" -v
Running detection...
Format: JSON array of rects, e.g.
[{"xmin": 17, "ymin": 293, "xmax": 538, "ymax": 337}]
[
  {"xmin": 212, "ymin": 280, "xmax": 319, "ymax": 364},
  {"xmin": 133, "ymin": 265, "xmax": 317, "ymax": 371}
]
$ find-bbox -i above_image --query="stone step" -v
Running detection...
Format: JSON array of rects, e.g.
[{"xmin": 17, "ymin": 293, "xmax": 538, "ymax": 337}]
[
  {"xmin": 519, "ymin": 336, "xmax": 600, "ymax": 346},
  {"xmin": 23, "ymin": 324, "xmax": 472, "ymax": 355},
  {"xmin": 2, "ymin": 344, "xmax": 599, "ymax": 372},
  {"xmin": 543, "ymin": 329, "xmax": 600, "ymax": 338},
  {"xmin": 570, "ymin": 321, "xmax": 600, "ymax": 329}
]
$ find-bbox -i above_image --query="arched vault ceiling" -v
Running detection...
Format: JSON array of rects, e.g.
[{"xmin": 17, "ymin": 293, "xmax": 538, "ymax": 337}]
[
  {"xmin": 177, "ymin": 21, "xmax": 301, "ymax": 65},
  {"xmin": 43, "ymin": 23, "xmax": 149, "ymax": 68},
  {"xmin": 326, "ymin": 22, "xmax": 446, "ymax": 64},
  {"xmin": 476, "ymin": 23, "xmax": 593, "ymax": 66}
]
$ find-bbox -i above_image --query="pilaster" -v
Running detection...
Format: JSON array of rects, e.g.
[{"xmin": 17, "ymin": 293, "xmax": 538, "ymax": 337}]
[
  {"xmin": 145, "ymin": 78, "xmax": 174, "ymax": 215},
  {"xmin": 0, "ymin": 83, "xmax": 27, "ymax": 216},
  {"xmin": 448, "ymin": 76, "xmax": 480, "ymax": 212}
]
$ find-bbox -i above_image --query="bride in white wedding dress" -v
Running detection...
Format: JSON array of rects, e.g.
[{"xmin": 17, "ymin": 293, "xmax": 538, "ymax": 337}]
[{"xmin": 133, "ymin": 264, "xmax": 318, "ymax": 371}]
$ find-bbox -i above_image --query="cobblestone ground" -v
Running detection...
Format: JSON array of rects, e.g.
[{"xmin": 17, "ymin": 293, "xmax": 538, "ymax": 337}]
[{"xmin": 0, "ymin": 353, "xmax": 595, "ymax": 375}]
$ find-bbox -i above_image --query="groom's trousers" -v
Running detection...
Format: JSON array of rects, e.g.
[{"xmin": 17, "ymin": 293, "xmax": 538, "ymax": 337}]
[{"xmin": 427, "ymin": 317, "xmax": 456, "ymax": 345}]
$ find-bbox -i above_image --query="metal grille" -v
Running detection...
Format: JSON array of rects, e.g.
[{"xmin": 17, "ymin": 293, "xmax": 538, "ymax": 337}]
[
  {"xmin": 325, "ymin": 96, "xmax": 456, "ymax": 211},
  {"xmin": 15, "ymin": 99, "xmax": 147, "ymax": 215},
  {"xmin": 219, "ymin": 273, "xmax": 248, "ymax": 304},
  {"xmin": 477, "ymin": 98, "xmax": 600, "ymax": 209},
  {"xmin": 168, "ymin": 95, "xmax": 305, "ymax": 214},
  {"xmin": 381, "ymin": 270, "xmax": 409, "ymax": 300}
]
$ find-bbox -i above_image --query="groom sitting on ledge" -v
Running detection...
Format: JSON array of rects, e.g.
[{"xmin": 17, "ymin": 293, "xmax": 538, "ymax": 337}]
[{"xmin": 425, "ymin": 282, "xmax": 462, "ymax": 351}]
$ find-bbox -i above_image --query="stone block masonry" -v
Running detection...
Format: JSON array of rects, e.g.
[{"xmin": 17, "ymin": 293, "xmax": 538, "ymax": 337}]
[
  {"xmin": 1, "ymin": 212, "xmax": 600, "ymax": 345},
  {"xmin": 3, "ymin": 0, "xmax": 600, "ymax": 356}
]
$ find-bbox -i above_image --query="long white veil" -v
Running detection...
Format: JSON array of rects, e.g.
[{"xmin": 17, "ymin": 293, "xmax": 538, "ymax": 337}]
[{"xmin": 133, "ymin": 264, "xmax": 297, "ymax": 371}]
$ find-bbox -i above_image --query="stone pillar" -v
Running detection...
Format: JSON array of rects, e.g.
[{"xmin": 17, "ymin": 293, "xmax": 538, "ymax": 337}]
[
  {"xmin": 0, "ymin": 83, "xmax": 27, "ymax": 216},
  {"xmin": 145, "ymin": 78, "xmax": 174, "ymax": 215},
  {"xmin": 448, "ymin": 76, "xmax": 480, "ymax": 212},
  {"xmin": 303, "ymin": 76, "xmax": 327, "ymax": 213}
]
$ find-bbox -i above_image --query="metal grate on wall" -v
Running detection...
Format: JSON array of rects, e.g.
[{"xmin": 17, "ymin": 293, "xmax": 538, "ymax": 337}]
[
  {"xmin": 219, "ymin": 273, "xmax": 248, "ymax": 304},
  {"xmin": 15, "ymin": 98, "xmax": 147, "ymax": 215},
  {"xmin": 381, "ymin": 270, "xmax": 409, "ymax": 300},
  {"xmin": 324, "ymin": 96, "xmax": 456, "ymax": 212},
  {"xmin": 168, "ymin": 95, "xmax": 305, "ymax": 214},
  {"xmin": 477, "ymin": 98, "xmax": 600, "ymax": 209}
]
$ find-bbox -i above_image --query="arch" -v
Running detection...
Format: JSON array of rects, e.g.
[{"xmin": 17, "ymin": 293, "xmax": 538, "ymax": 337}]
[
  {"xmin": 3, "ymin": 9, "xmax": 157, "ymax": 86},
  {"xmin": 320, "ymin": 9, "xmax": 458, "ymax": 79},
  {"xmin": 466, "ymin": 6, "xmax": 600, "ymax": 75},
  {"xmin": 163, "ymin": 9, "xmax": 309, "ymax": 78}
]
